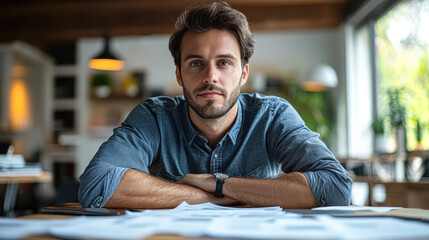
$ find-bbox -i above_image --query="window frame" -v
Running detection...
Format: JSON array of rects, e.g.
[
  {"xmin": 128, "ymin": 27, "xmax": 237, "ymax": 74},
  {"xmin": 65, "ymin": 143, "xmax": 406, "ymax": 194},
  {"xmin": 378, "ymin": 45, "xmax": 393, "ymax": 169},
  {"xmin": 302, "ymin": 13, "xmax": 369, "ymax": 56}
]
[{"xmin": 344, "ymin": 0, "xmax": 400, "ymax": 157}]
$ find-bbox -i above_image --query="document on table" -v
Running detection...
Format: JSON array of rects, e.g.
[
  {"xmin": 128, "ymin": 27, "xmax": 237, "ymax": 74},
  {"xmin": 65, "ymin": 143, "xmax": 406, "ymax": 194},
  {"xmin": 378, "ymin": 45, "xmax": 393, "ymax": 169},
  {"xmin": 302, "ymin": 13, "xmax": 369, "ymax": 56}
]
[
  {"xmin": 312, "ymin": 205, "xmax": 402, "ymax": 213},
  {"xmin": 2, "ymin": 202, "xmax": 429, "ymax": 240}
]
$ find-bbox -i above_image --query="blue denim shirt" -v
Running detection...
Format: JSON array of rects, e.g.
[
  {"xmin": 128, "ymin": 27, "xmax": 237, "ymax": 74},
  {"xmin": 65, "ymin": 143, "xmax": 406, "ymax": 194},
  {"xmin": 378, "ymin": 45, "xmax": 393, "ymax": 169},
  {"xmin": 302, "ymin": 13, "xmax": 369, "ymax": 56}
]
[{"xmin": 79, "ymin": 93, "xmax": 352, "ymax": 208}]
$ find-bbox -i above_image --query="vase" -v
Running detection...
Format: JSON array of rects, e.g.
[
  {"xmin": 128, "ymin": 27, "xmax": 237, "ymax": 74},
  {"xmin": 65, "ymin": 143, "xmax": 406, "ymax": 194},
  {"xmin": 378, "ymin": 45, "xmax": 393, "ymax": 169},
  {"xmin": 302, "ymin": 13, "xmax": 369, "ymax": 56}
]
[
  {"xmin": 395, "ymin": 125, "xmax": 407, "ymax": 154},
  {"xmin": 374, "ymin": 134, "xmax": 386, "ymax": 153},
  {"xmin": 94, "ymin": 86, "xmax": 111, "ymax": 98},
  {"xmin": 394, "ymin": 125, "xmax": 407, "ymax": 182}
]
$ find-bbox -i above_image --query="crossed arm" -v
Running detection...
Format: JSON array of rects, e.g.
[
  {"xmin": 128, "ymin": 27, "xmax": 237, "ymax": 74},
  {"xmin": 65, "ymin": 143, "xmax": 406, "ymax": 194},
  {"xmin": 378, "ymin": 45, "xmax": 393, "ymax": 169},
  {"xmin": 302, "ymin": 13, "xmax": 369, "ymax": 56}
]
[
  {"xmin": 179, "ymin": 172, "xmax": 317, "ymax": 208},
  {"xmin": 104, "ymin": 169, "xmax": 317, "ymax": 209}
]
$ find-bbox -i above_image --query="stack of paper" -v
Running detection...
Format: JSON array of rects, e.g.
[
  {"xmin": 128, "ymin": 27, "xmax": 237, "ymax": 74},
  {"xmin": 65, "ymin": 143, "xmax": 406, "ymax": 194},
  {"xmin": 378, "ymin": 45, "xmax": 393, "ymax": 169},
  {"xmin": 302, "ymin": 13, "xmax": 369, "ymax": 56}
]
[
  {"xmin": 0, "ymin": 154, "xmax": 41, "ymax": 177},
  {"xmin": 0, "ymin": 154, "xmax": 25, "ymax": 168}
]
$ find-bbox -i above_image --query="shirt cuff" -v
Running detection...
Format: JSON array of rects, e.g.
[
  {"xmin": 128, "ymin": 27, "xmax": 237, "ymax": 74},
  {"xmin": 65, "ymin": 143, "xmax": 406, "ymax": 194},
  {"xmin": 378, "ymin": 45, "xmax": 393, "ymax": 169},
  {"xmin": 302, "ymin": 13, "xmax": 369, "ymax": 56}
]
[{"xmin": 90, "ymin": 167, "xmax": 129, "ymax": 208}]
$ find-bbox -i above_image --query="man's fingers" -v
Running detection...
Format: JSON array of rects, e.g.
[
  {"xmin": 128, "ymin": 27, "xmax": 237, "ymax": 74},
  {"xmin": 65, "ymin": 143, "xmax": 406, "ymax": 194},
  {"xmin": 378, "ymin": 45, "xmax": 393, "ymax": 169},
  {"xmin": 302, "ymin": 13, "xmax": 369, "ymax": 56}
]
[{"xmin": 178, "ymin": 173, "xmax": 216, "ymax": 192}]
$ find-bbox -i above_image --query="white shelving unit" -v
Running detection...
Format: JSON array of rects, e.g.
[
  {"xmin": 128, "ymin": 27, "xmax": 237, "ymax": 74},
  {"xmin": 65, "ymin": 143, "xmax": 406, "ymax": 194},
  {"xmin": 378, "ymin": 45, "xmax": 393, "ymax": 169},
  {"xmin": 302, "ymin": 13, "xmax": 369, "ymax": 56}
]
[{"xmin": 41, "ymin": 64, "xmax": 79, "ymax": 199}]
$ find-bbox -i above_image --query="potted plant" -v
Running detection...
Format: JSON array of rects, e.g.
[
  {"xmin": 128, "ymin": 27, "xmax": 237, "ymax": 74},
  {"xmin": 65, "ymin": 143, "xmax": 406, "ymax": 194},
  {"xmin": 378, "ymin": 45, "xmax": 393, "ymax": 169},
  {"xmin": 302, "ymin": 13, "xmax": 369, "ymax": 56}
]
[
  {"xmin": 372, "ymin": 114, "xmax": 386, "ymax": 153},
  {"xmin": 386, "ymin": 87, "xmax": 407, "ymax": 182},
  {"xmin": 386, "ymin": 88, "xmax": 407, "ymax": 153},
  {"xmin": 415, "ymin": 119, "xmax": 424, "ymax": 150},
  {"xmin": 91, "ymin": 73, "xmax": 112, "ymax": 98}
]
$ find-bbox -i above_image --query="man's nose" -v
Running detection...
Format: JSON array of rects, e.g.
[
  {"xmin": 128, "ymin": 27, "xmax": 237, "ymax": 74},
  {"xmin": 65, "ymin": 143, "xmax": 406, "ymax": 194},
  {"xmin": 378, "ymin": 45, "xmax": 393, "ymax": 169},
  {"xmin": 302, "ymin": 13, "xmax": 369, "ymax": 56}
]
[{"xmin": 203, "ymin": 63, "xmax": 219, "ymax": 84}]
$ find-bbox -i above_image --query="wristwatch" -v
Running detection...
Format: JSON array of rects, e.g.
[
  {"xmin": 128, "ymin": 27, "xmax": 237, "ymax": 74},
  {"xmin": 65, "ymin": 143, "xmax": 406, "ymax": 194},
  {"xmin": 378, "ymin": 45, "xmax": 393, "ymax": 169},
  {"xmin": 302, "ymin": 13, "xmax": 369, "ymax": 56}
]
[{"xmin": 213, "ymin": 173, "xmax": 230, "ymax": 198}]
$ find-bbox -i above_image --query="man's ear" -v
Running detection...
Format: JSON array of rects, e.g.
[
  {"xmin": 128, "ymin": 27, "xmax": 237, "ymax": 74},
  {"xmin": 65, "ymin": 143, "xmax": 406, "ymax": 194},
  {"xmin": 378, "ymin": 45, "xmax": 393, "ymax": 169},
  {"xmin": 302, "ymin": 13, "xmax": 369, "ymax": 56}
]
[
  {"xmin": 240, "ymin": 64, "xmax": 249, "ymax": 87},
  {"xmin": 175, "ymin": 66, "xmax": 183, "ymax": 86}
]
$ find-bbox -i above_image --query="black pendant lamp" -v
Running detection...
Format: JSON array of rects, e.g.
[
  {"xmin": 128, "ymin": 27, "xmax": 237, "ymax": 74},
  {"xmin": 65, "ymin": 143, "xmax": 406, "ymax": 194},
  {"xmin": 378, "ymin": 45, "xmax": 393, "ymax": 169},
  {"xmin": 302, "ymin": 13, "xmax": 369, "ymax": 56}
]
[{"xmin": 89, "ymin": 34, "xmax": 124, "ymax": 71}]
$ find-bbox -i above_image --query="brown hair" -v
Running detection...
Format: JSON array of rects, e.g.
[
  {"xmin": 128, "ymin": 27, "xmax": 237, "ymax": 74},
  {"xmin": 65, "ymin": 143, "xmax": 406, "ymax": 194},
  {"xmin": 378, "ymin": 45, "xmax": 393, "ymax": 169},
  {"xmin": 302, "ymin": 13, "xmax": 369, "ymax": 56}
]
[{"xmin": 168, "ymin": 2, "xmax": 255, "ymax": 68}]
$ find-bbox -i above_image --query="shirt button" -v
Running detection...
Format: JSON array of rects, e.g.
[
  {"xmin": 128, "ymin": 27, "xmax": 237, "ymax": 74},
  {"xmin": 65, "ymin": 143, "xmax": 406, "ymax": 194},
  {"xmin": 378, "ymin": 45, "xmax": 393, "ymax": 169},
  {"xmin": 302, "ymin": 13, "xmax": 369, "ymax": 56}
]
[{"xmin": 214, "ymin": 154, "xmax": 218, "ymax": 158}]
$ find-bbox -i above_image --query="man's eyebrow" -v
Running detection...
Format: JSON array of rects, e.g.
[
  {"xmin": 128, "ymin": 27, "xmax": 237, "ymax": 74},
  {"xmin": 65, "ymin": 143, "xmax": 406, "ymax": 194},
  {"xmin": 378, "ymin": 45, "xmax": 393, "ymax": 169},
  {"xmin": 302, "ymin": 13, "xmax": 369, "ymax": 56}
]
[
  {"xmin": 183, "ymin": 55, "xmax": 203, "ymax": 62},
  {"xmin": 216, "ymin": 54, "xmax": 238, "ymax": 61},
  {"xmin": 183, "ymin": 54, "xmax": 239, "ymax": 62}
]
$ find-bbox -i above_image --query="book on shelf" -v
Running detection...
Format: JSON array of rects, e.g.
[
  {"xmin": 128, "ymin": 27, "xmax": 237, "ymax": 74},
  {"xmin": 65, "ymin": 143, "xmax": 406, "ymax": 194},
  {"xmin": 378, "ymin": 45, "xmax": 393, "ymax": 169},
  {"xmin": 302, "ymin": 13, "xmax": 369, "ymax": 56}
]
[
  {"xmin": 0, "ymin": 154, "xmax": 25, "ymax": 168},
  {"xmin": 0, "ymin": 154, "xmax": 42, "ymax": 177}
]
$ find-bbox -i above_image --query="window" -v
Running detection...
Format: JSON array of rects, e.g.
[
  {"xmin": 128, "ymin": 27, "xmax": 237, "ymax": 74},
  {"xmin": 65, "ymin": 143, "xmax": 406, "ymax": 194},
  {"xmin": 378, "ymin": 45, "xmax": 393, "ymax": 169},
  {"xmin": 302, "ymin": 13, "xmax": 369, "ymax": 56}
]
[
  {"xmin": 374, "ymin": 0, "xmax": 429, "ymax": 151},
  {"xmin": 346, "ymin": 0, "xmax": 428, "ymax": 157}
]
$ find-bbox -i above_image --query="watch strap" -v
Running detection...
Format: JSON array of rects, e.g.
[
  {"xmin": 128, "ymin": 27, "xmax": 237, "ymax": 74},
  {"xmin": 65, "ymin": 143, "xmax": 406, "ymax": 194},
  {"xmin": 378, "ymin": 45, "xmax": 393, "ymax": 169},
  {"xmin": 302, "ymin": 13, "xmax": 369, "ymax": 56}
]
[{"xmin": 214, "ymin": 179, "xmax": 224, "ymax": 198}]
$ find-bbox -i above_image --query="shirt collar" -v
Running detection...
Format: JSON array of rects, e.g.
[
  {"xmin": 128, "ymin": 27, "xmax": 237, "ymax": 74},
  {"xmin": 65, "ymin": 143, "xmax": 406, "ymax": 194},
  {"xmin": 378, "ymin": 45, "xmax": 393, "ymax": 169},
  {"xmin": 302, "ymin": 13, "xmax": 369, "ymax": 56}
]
[
  {"xmin": 181, "ymin": 101, "xmax": 199, "ymax": 145},
  {"xmin": 225, "ymin": 98, "xmax": 242, "ymax": 145},
  {"xmin": 181, "ymin": 96, "xmax": 243, "ymax": 146}
]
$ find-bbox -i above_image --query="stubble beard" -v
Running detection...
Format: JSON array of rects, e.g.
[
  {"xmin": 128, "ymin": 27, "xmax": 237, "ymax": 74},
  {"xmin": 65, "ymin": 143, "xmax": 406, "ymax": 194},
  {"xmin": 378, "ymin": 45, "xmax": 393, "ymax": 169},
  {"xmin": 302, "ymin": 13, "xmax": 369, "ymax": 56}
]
[{"xmin": 183, "ymin": 81, "xmax": 241, "ymax": 120}]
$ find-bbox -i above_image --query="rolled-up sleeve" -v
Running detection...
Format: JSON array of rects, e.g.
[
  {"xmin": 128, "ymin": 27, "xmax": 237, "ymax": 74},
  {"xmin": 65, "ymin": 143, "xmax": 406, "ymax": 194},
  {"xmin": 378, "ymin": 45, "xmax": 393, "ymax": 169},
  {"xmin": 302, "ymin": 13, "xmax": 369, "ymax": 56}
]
[
  {"xmin": 269, "ymin": 100, "xmax": 352, "ymax": 206},
  {"xmin": 284, "ymin": 136, "xmax": 352, "ymax": 206},
  {"xmin": 303, "ymin": 166, "xmax": 352, "ymax": 206},
  {"xmin": 78, "ymin": 103, "xmax": 160, "ymax": 208},
  {"xmin": 79, "ymin": 166, "xmax": 129, "ymax": 208}
]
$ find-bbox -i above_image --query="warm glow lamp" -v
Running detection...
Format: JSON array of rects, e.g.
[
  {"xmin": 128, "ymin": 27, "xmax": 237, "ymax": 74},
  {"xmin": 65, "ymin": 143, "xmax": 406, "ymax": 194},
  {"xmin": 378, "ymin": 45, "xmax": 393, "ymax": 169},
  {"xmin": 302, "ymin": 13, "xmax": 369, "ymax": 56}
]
[
  {"xmin": 302, "ymin": 64, "xmax": 338, "ymax": 91},
  {"xmin": 89, "ymin": 34, "xmax": 124, "ymax": 71},
  {"xmin": 10, "ymin": 78, "xmax": 32, "ymax": 131}
]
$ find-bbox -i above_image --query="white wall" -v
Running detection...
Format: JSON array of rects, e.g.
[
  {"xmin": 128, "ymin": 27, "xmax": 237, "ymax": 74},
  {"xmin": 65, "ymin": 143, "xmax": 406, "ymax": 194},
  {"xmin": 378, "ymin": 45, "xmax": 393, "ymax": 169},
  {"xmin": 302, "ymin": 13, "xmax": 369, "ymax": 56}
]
[{"xmin": 252, "ymin": 29, "xmax": 340, "ymax": 81}]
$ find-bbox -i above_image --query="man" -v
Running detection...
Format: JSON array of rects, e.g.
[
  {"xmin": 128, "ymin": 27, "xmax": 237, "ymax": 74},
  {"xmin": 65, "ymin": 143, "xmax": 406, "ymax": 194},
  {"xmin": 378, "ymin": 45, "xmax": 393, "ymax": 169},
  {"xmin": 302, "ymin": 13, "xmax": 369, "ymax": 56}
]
[{"xmin": 79, "ymin": 2, "xmax": 352, "ymax": 209}]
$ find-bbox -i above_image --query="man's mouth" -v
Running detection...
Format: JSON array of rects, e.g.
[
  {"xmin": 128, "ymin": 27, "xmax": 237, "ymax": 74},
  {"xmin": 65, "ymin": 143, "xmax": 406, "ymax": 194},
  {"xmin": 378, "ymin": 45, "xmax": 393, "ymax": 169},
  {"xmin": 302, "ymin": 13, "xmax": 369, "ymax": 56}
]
[{"xmin": 197, "ymin": 91, "xmax": 223, "ymax": 99}]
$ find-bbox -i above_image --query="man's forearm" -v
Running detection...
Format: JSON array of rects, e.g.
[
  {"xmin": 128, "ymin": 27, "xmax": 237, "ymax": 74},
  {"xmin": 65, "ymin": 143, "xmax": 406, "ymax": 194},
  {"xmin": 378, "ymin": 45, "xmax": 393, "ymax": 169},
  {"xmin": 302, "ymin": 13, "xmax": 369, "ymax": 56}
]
[
  {"xmin": 223, "ymin": 172, "xmax": 317, "ymax": 209},
  {"xmin": 179, "ymin": 172, "xmax": 317, "ymax": 209},
  {"xmin": 104, "ymin": 169, "xmax": 236, "ymax": 208}
]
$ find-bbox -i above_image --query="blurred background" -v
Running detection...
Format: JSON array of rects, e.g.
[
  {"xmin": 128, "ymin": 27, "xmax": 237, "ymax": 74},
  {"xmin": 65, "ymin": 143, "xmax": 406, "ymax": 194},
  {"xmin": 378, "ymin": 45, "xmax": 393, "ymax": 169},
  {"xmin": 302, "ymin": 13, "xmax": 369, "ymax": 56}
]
[{"xmin": 0, "ymin": 0, "xmax": 428, "ymax": 216}]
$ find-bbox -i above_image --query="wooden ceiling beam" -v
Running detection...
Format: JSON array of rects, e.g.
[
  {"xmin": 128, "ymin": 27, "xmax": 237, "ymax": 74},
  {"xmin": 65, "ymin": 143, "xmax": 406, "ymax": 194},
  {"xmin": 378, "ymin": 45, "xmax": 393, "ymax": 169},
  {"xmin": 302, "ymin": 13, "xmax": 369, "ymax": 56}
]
[
  {"xmin": 0, "ymin": 0, "xmax": 349, "ymax": 44},
  {"xmin": 0, "ymin": 0, "xmax": 349, "ymax": 13}
]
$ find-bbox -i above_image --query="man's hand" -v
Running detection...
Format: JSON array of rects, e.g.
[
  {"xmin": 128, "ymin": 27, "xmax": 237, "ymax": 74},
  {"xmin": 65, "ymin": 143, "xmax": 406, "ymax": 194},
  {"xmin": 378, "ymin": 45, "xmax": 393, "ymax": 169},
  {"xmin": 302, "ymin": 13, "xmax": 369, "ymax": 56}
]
[
  {"xmin": 178, "ymin": 173, "xmax": 242, "ymax": 206},
  {"xmin": 178, "ymin": 173, "xmax": 216, "ymax": 192}
]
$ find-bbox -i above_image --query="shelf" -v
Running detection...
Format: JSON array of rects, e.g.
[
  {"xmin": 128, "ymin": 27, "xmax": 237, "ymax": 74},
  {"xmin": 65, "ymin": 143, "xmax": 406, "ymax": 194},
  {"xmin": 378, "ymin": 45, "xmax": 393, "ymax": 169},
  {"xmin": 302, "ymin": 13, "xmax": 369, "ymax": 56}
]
[
  {"xmin": 54, "ymin": 99, "xmax": 76, "ymax": 110},
  {"xmin": 409, "ymin": 150, "xmax": 429, "ymax": 158},
  {"xmin": 90, "ymin": 95, "xmax": 144, "ymax": 101},
  {"xmin": 54, "ymin": 65, "xmax": 76, "ymax": 77},
  {"xmin": 51, "ymin": 64, "xmax": 77, "ymax": 144},
  {"xmin": 43, "ymin": 144, "xmax": 76, "ymax": 158}
]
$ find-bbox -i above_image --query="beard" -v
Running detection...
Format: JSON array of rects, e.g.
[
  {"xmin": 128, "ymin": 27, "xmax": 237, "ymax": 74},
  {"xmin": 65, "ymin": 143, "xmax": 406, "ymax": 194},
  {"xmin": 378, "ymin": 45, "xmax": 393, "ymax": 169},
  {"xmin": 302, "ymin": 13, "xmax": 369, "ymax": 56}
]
[{"xmin": 183, "ymin": 81, "xmax": 241, "ymax": 119}]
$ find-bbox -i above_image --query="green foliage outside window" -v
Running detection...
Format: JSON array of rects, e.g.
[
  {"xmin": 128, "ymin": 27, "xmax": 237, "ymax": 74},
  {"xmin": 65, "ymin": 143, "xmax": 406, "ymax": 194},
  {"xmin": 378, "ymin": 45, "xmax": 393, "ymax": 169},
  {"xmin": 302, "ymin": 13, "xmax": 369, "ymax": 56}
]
[{"xmin": 375, "ymin": 0, "xmax": 429, "ymax": 151}]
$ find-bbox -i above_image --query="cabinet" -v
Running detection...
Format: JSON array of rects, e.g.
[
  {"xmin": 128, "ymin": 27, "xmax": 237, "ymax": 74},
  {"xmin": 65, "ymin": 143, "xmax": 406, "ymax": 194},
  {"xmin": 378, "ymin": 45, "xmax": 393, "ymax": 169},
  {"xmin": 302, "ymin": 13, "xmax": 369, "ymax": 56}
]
[
  {"xmin": 41, "ymin": 64, "xmax": 78, "ymax": 199},
  {"xmin": 52, "ymin": 65, "xmax": 78, "ymax": 143}
]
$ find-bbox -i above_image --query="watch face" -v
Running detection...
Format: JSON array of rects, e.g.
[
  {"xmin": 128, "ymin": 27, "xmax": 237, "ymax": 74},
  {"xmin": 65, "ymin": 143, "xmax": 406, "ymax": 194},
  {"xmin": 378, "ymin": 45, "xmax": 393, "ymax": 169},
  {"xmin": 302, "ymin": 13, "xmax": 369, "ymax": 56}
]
[{"xmin": 214, "ymin": 173, "xmax": 230, "ymax": 180}]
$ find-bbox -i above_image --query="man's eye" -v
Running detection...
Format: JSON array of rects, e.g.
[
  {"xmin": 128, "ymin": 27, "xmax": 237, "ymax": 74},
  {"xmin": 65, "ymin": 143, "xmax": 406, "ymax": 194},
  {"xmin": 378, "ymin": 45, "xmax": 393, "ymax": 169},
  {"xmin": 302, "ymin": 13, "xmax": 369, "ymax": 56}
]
[
  {"xmin": 219, "ymin": 61, "xmax": 230, "ymax": 66},
  {"xmin": 190, "ymin": 61, "xmax": 202, "ymax": 67}
]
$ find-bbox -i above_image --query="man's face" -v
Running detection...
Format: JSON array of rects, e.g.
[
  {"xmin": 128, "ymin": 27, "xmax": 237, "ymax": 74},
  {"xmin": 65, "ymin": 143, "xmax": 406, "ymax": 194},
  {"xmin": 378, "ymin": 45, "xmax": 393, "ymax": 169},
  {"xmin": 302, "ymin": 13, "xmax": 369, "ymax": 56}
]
[{"xmin": 176, "ymin": 29, "xmax": 248, "ymax": 119}]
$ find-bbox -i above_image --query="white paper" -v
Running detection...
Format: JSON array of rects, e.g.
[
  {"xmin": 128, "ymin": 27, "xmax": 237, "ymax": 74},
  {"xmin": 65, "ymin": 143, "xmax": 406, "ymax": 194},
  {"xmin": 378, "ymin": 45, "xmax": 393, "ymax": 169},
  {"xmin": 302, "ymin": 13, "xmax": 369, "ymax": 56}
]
[
  {"xmin": 175, "ymin": 201, "xmax": 283, "ymax": 211},
  {"xmin": 208, "ymin": 215, "xmax": 338, "ymax": 239},
  {"xmin": 320, "ymin": 215, "xmax": 429, "ymax": 240},
  {"xmin": 127, "ymin": 201, "xmax": 287, "ymax": 218},
  {"xmin": 1, "ymin": 202, "xmax": 429, "ymax": 240},
  {"xmin": 0, "ymin": 217, "xmax": 83, "ymax": 239},
  {"xmin": 312, "ymin": 205, "xmax": 402, "ymax": 213},
  {"xmin": 48, "ymin": 215, "xmax": 156, "ymax": 240}
]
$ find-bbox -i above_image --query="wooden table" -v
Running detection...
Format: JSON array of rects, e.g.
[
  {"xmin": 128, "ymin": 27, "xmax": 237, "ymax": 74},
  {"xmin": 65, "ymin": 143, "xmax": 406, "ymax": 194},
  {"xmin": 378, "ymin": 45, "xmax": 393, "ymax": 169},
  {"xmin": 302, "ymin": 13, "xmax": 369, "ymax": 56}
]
[
  {"xmin": 0, "ymin": 171, "xmax": 52, "ymax": 217},
  {"xmin": 16, "ymin": 203, "xmax": 429, "ymax": 240},
  {"xmin": 353, "ymin": 176, "xmax": 429, "ymax": 209}
]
